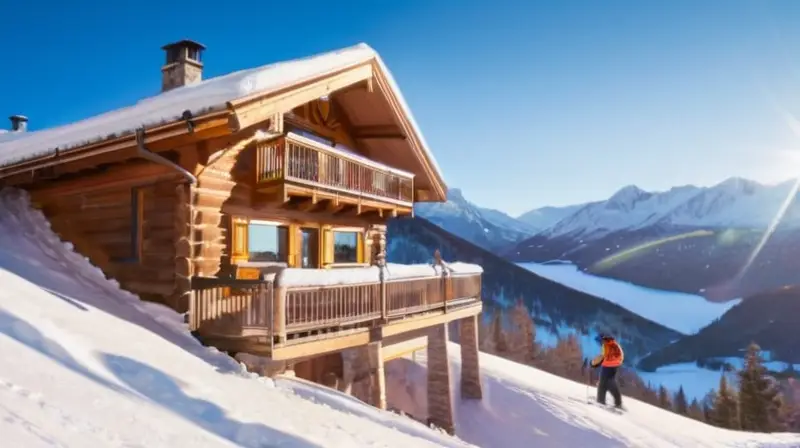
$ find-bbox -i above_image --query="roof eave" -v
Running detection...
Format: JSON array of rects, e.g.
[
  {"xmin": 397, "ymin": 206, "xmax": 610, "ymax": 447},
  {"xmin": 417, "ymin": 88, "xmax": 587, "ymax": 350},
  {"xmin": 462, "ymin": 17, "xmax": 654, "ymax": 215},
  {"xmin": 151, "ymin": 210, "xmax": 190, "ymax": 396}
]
[{"xmin": 0, "ymin": 109, "xmax": 232, "ymax": 179}]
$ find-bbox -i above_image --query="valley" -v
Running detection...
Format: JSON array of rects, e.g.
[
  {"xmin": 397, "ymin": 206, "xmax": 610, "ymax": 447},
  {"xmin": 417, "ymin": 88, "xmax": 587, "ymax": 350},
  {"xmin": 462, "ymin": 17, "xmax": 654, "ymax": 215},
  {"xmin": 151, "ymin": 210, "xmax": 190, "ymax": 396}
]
[{"xmin": 413, "ymin": 178, "xmax": 800, "ymax": 398}]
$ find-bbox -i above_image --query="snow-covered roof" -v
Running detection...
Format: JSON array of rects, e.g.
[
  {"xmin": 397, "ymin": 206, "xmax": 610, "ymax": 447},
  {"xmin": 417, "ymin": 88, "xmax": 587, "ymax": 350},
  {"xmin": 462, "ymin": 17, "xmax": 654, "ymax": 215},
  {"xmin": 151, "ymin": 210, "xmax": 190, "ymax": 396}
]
[{"xmin": 0, "ymin": 43, "xmax": 444, "ymax": 184}]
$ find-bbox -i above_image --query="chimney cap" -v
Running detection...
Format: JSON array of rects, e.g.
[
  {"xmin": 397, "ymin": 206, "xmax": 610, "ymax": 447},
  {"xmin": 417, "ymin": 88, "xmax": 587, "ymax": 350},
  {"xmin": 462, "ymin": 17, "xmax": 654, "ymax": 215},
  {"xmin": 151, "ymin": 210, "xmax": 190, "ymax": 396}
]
[
  {"xmin": 161, "ymin": 39, "xmax": 206, "ymax": 52},
  {"xmin": 9, "ymin": 115, "xmax": 28, "ymax": 132}
]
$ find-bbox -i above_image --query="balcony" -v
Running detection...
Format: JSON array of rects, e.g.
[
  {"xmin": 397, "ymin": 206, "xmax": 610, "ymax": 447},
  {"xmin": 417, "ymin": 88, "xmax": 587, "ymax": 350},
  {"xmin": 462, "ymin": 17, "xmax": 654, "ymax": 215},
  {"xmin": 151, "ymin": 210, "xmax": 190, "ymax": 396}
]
[
  {"xmin": 189, "ymin": 262, "xmax": 483, "ymax": 359},
  {"xmin": 255, "ymin": 132, "xmax": 415, "ymax": 210}
]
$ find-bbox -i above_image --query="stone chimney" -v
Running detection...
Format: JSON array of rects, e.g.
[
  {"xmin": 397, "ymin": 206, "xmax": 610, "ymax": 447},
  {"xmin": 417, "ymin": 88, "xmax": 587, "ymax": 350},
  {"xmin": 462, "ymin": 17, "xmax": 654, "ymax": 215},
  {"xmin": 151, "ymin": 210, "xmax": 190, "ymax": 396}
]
[
  {"xmin": 9, "ymin": 115, "xmax": 28, "ymax": 132},
  {"xmin": 161, "ymin": 39, "xmax": 206, "ymax": 92}
]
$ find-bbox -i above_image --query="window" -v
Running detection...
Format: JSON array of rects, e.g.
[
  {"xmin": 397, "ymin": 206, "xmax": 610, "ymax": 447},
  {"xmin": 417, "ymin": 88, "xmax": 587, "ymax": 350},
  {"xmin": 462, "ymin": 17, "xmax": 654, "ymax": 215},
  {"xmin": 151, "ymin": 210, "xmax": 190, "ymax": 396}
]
[
  {"xmin": 300, "ymin": 227, "xmax": 320, "ymax": 268},
  {"xmin": 248, "ymin": 221, "xmax": 289, "ymax": 263},
  {"xmin": 332, "ymin": 231, "xmax": 360, "ymax": 264}
]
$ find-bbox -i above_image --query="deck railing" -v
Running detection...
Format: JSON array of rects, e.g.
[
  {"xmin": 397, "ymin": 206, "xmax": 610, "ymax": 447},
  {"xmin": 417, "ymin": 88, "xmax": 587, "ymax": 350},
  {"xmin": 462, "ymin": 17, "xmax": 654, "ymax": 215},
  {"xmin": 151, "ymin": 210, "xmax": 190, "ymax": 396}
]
[
  {"xmin": 189, "ymin": 268, "xmax": 482, "ymax": 346},
  {"xmin": 255, "ymin": 132, "xmax": 415, "ymax": 205}
]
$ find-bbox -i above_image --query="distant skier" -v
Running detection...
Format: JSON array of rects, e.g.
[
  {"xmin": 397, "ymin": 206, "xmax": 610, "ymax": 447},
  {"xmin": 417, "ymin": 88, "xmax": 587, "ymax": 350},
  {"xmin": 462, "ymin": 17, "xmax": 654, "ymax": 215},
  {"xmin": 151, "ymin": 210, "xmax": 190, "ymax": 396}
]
[{"xmin": 589, "ymin": 333, "xmax": 624, "ymax": 409}]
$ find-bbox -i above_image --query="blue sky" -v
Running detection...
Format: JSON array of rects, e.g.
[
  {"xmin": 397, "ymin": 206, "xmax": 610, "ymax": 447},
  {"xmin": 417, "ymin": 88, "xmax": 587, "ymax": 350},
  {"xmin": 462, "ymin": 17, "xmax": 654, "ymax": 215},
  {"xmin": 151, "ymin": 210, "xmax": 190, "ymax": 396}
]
[{"xmin": 3, "ymin": 1, "xmax": 800, "ymax": 215}]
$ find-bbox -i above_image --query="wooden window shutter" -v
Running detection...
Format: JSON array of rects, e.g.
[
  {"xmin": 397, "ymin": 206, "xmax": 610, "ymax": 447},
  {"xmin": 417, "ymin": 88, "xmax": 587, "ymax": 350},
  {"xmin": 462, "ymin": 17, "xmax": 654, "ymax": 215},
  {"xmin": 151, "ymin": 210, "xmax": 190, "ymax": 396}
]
[
  {"xmin": 321, "ymin": 226, "xmax": 334, "ymax": 265},
  {"xmin": 356, "ymin": 232, "xmax": 365, "ymax": 264},
  {"xmin": 230, "ymin": 217, "xmax": 249, "ymax": 264},
  {"xmin": 287, "ymin": 224, "xmax": 301, "ymax": 267}
]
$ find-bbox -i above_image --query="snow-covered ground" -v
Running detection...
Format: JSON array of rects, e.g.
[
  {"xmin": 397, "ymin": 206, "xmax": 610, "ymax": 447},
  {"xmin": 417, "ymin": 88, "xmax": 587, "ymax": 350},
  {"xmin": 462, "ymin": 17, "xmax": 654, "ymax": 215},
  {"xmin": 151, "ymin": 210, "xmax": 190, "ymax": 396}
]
[
  {"xmin": 517, "ymin": 262, "xmax": 738, "ymax": 334},
  {"xmin": 0, "ymin": 187, "xmax": 799, "ymax": 447},
  {"xmin": 386, "ymin": 348, "xmax": 800, "ymax": 448}
]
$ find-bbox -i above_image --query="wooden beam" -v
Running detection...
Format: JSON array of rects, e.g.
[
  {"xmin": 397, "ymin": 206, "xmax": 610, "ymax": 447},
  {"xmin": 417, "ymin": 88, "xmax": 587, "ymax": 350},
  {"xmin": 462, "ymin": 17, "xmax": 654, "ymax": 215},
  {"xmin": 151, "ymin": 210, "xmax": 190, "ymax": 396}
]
[
  {"xmin": 325, "ymin": 198, "xmax": 345, "ymax": 214},
  {"xmin": 296, "ymin": 195, "xmax": 319, "ymax": 212},
  {"xmin": 0, "ymin": 110, "xmax": 231, "ymax": 182},
  {"xmin": 28, "ymin": 162, "xmax": 180, "ymax": 199},
  {"xmin": 351, "ymin": 124, "xmax": 406, "ymax": 140},
  {"xmin": 229, "ymin": 64, "xmax": 374, "ymax": 131}
]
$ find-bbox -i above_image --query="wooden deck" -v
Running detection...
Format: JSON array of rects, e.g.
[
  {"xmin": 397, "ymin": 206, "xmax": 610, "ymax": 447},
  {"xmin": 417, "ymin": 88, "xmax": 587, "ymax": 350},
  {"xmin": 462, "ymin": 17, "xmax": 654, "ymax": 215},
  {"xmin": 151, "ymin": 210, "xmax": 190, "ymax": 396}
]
[{"xmin": 189, "ymin": 269, "xmax": 482, "ymax": 360}]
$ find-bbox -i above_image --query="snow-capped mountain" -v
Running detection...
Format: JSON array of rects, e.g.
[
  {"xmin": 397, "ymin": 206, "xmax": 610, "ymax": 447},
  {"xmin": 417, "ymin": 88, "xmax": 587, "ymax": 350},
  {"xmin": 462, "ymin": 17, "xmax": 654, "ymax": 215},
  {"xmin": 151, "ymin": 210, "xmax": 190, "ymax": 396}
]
[
  {"xmin": 539, "ymin": 177, "xmax": 800, "ymax": 241},
  {"xmin": 507, "ymin": 177, "xmax": 800, "ymax": 300},
  {"xmin": 516, "ymin": 203, "xmax": 585, "ymax": 231},
  {"xmin": 414, "ymin": 188, "xmax": 538, "ymax": 251}
]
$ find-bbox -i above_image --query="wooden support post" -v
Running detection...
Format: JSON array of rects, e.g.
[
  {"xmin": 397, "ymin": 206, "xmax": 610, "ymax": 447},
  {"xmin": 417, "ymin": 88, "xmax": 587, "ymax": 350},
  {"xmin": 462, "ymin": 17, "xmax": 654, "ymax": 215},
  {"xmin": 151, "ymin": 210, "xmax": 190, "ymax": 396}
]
[
  {"xmin": 459, "ymin": 315, "xmax": 483, "ymax": 399},
  {"xmin": 427, "ymin": 323, "xmax": 454, "ymax": 434},
  {"xmin": 273, "ymin": 287, "xmax": 287, "ymax": 344},
  {"xmin": 367, "ymin": 341, "xmax": 387, "ymax": 410}
]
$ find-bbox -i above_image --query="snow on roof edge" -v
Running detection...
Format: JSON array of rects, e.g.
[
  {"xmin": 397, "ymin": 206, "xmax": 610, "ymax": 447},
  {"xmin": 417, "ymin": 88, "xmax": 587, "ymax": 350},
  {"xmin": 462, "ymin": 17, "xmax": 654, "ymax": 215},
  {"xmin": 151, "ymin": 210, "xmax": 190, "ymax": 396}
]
[
  {"xmin": 371, "ymin": 54, "xmax": 446, "ymax": 193},
  {"xmin": 0, "ymin": 43, "xmax": 448, "ymax": 192},
  {"xmin": 0, "ymin": 43, "xmax": 374, "ymax": 167}
]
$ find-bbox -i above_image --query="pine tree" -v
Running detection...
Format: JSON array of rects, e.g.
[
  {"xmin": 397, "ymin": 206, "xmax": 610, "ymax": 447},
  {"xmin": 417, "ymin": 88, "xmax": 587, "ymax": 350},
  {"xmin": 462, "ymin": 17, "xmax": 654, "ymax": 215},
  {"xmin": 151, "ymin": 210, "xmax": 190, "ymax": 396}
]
[
  {"xmin": 673, "ymin": 386, "xmax": 689, "ymax": 415},
  {"xmin": 491, "ymin": 310, "xmax": 508, "ymax": 353},
  {"xmin": 702, "ymin": 390, "xmax": 717, "ymax": 423},
  {"xmin": 688, "ymin": 398, "xmax": 704, "ymax": 421},
  {"xmin": 738, "ymin": 342, "xmax": 783, "ymax": 432},
  {"xmin": 712, "ymin": 374, "xmax": 739, "ymax": 429},
  {"xmin": 550, "ymin": 334, "xmax": 584, "ymax": 379},
  {"xmin": 658, "ymin": 385, "xmax": 672, "ymax": 410},
  {"xmin": 509, "ymin": 300, "xmax": 539, "ymax": 363}
]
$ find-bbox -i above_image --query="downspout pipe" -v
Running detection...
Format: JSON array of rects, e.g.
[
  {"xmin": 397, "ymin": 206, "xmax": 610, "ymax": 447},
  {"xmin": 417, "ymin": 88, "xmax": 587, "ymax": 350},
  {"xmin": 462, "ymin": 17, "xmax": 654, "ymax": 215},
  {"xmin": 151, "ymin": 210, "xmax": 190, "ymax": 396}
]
[
  {"xmin": 134, "ymin": 126, "xmax": 197, "ymax": 315},
  {"xmin": 134, "ymin": 126, "xmax": 197, "ymax": 185}
]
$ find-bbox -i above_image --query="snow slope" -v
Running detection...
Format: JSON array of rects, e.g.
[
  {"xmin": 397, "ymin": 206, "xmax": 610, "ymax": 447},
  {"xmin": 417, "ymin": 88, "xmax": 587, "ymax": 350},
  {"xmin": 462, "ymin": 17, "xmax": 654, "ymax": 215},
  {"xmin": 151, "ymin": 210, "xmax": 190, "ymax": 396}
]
[
  {"xmin": 517, "ymin": 262, "xmax": 739, "ymax": 334},
  {"xmin": 386, "ymin": 345, "xmax": 800, "ymax": 448},
  {"xmin": 0, "ymin": 189, "xmax": 466, "ymax": 448}
]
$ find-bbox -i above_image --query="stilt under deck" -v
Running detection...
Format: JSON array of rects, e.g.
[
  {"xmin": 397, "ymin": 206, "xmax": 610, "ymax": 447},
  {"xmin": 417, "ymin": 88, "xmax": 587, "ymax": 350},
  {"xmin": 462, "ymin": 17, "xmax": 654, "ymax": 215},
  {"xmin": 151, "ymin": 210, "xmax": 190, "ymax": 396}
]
[{"xmin": 190, "ymin": 266, "xmax": 483, "ymax": 434}]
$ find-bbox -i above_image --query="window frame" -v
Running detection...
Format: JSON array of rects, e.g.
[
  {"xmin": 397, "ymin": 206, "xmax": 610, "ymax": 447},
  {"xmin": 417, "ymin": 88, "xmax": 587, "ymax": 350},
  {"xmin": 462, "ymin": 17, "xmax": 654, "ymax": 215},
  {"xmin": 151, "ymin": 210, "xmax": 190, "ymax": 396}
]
[
  {"xmin": 328, "ymin": 226, "xmax": 365, "ymax": 266},
  {"xmin": 241, "ymin": 218, "xmax": 291, "ymax": 264}
]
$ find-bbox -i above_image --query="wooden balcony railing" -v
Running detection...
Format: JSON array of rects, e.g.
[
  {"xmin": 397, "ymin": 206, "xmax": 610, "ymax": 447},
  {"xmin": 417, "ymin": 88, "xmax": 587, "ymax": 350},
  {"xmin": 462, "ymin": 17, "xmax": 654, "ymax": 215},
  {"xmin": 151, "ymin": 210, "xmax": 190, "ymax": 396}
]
[
  {"xmin": 255, "ymin": 132, "xmax": 415, "ymax": 205},
  {"xmin": 189, "ymin": 266, "xmax": 482, "ymax": 348}
]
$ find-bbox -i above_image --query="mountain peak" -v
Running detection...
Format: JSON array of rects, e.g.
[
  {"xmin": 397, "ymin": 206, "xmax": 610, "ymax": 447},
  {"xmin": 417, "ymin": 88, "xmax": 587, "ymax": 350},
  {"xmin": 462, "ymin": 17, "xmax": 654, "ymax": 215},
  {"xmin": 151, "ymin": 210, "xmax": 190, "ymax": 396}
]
[
  {"xmin": 716, "ymin": 177, "xmax": 759, "ymax": 195},
  {"xmin": 608, "ymin": 185, "xmax": 650, "ymax": 205},
  {"xmin": 446, "ymin": 187, "xmax": 466, "ymax": 203}
]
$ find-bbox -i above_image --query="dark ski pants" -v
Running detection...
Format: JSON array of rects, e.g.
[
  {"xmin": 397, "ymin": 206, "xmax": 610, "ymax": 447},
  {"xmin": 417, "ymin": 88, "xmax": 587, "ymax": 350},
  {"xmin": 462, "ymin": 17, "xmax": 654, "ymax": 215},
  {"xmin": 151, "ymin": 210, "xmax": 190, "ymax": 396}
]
[{"xmin": 597, "ymin": 366, "xmax": 622, "ymax": 407}]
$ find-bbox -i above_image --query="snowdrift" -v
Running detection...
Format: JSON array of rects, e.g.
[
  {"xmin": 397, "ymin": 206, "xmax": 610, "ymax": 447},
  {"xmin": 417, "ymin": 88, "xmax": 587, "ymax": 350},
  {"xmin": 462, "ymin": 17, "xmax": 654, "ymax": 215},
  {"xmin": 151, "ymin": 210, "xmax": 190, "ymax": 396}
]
[{"xmin": 0, "ymin": 187, "xmax": 799, "ymax": 448}]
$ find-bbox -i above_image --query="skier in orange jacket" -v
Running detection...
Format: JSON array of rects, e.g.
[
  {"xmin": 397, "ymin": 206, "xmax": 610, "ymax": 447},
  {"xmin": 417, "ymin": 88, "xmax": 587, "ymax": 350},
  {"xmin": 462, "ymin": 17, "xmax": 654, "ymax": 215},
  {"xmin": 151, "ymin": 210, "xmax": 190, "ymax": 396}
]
[{"xmin": 590, "ymin": 333, "xmax": 624, "ymax": 409}]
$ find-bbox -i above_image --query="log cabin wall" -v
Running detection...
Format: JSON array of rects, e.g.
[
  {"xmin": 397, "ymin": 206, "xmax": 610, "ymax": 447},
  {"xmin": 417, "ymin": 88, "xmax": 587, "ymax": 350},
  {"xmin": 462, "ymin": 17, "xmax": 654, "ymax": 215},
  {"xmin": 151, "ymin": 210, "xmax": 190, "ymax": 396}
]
[
  {"xmin": 189, "ymin": 136, "xmax": 255, "ymax": 278},
  {"xmin": 26, "ymin": 161, "xmax": 187, "ymax": 309}
]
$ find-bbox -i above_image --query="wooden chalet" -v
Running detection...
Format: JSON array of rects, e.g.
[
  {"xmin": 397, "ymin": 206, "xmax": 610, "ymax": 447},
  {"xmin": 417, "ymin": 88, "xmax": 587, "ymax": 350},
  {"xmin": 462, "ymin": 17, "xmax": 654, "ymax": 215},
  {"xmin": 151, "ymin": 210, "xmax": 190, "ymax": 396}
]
[{"xmin": 0, "ymin": 40, "xmax": 483, "ymax": 433}]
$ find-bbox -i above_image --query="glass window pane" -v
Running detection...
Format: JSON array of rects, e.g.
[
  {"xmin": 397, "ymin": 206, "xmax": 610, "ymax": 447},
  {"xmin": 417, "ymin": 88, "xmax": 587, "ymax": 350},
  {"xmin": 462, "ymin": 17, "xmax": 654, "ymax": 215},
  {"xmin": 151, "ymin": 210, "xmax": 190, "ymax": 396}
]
[
  {"xmin": 248, "ymin": 223, "xmax": 288, "ymax": 262},
  {"xmin": 301, "ymin": 228, "xmax": 319, "ymax": 268},
  {"xmin": 333, "ymin": 231, "xmax": 359, "ymax": 263}
]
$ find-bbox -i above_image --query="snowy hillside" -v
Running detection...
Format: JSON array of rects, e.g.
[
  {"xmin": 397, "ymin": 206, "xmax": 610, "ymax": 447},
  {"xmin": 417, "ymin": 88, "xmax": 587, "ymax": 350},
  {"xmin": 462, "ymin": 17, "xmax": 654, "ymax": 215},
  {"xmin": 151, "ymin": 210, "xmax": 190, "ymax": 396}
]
[
  {"xmin": 385, "ymin": 342, "xmax": 800, "ymax": 448},
  {"xmin": 0, "ymin": 188, "xmax": 798, "ymax": 447},
  {"xmin": 415, "ymin": 188, "xmax": 537, "ymax": 250}
]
